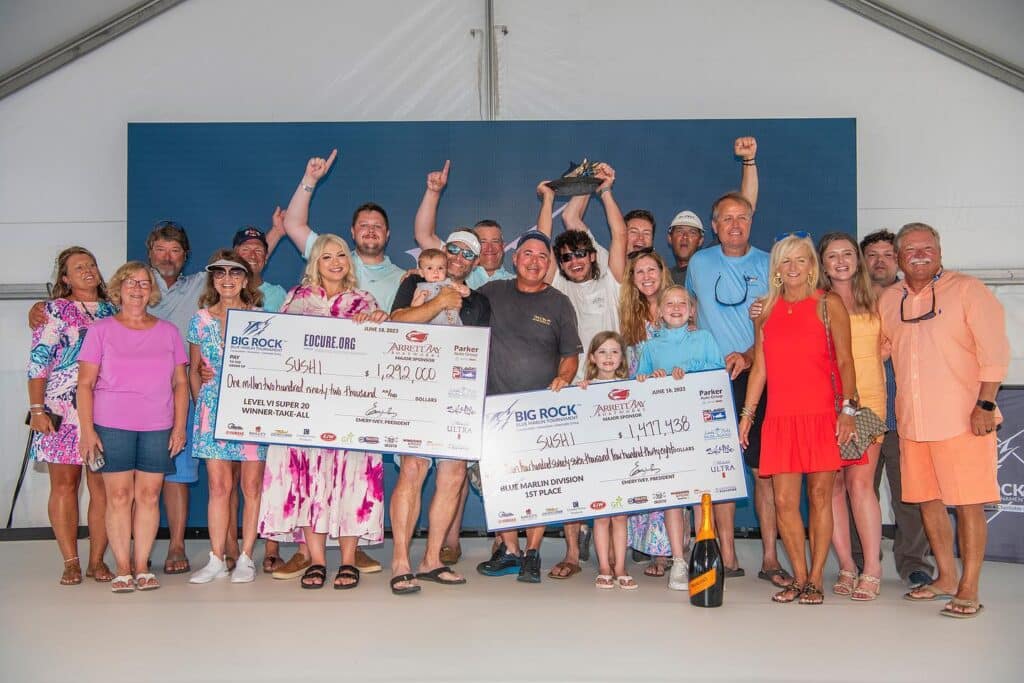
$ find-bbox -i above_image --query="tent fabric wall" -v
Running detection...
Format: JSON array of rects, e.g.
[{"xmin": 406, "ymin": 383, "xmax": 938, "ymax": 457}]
[{"xmin": 1, "ymin": 0, "xmax": 1022, "ymax": 527}]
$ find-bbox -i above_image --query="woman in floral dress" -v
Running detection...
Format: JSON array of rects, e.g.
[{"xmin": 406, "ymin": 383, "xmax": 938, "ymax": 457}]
[
  {"xmin": 27, "ymin": 246, "xmax": 117, "ymax": 585},
  {"xmin": 258, "ymin": 234, "xmax": 387, "ymax": 589},
  {"xmin": 187, "ymin": 250, "xmax": 268, "ymax": 585}
]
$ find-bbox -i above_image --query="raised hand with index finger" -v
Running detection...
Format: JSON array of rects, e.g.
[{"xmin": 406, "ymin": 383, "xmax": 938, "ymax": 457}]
[
  {"xmin": 303, "ymin": 148, "xmax": 338, "ymax": 187},
  {"xmin": 426, "ymin": 159, "xmax": 451, "ymax": 193}
]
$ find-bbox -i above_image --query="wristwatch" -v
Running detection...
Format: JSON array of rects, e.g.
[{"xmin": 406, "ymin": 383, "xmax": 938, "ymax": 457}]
[
  {"xmin": 841, "ymin": 398, "xmax": 859, "ymax": 417},
  {"xmin": 976, "ymin": 400, "xmax": 996, "ymax": 412}
]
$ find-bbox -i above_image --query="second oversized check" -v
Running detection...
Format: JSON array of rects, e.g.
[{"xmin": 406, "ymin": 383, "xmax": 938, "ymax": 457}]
[
  {"xmin": 214, "ymin": 310, "xmax": 490, "ymax": 460},
  {"xmin": 479, "ymin": 369, "xmax": 748, "ymax": 530}
]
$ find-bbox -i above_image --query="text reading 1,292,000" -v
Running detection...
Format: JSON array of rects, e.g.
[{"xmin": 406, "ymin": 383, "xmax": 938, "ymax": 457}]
[{"xmin": 368, "ymin": 364, "xmax": 437, "ymax": 382}]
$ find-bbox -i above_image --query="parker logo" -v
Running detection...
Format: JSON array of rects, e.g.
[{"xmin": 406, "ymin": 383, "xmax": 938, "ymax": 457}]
[
  {"xmin": 590, "ymin": 501, "xmax": 607, "ymax": 511},
  {"xmin": 702, "ymin": 408, "xmax": 727, "ymax": 422},
  {"xmin": 699, "ymin": 388, "xmax": 724, "ymax": 403},
  {"xmin": 405, "ymin": 330, "xmax": 429, "ymax": 343},
  {"xmin": 320, "ymin": 432, "xmax": 336, "ymax": 441},
  {"xmin": 608, "ymin": 388, "xmax": 630, "ymax": 401}
]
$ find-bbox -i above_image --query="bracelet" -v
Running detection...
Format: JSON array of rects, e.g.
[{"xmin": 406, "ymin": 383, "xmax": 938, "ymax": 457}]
[
  {"xmin": 596, "ymin": 187, "xmax": 611, "ymax": 196},
  {"xmin": 742, "ymin": 159, "xmax": 756, "ymax": 166},
  {"xmin": 739, "ymin": 406, "xmax": 756, "ymax": 419},
  {"xmin": 29, "ymin": 403, "xmax": 45, "ymax": 409},
  {"xmin": 301, "ymin": 183, "xmax": 315, "ymax": 193}
]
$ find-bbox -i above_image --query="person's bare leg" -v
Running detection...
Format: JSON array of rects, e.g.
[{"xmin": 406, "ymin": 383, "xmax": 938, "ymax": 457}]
[
  {"xmin": 500, "ymin": 530, "xmax": 521, "ymax": 554},
  {"xmin": 525, "ymin": 525, "xmax": 546, "ymax": 551},
  {"xmin": 846, "ymin": 446, "xmax": 883, "ymax": 591},
  {"xmin": 830, "ymin": 469, "xmax": 857, "ymax": 577},
  {"xmin": 133, "ymin": 472, "xmax": 166, "ymax": 587},
  {"xmin": 205, "ymin": 460, "xmax": 233, "ymax": 559},
  {"xmin": 389, "ymin": 457, "xmax": 429, "ymax": 590},
  {"xmin": 952, "ymin": 504, "xmax": 987, "ymax": 607},
  {"xmin": 336, "ymin": 536, "xmax": 360, "ymax": 587},
  {"xmin": 552, "ymin": 521, "xmax": 581, "ymax": 577},
  {"xmin": 664, "ymin": 507, "xmax": 688, "ymax": 559},
  {"xmin": 103, "ymin": 471, "xmax": 135, "ymax": 577},
  {"xmin": 48, "ymin": 464, "xmax": 82, "ymax": 583},
  {"xmin": 772, "ymin": 474, "xmax": 807, "ymax": 585},
  {"xmin": 753, "ymin": 468, "xmax": 785, "ymax": 577},
  {"xmin": 442, "ymin": 478, "xmax": 469, "ymax": 554},
  {"xmin": 806, "ymin": 471, "xmax": 837, "ymax": 590},
  {"xmin": 84, "ymin": 467, "xmax": 110, "ymax": 578},
  {"xmin": 162, "ymin": 481, "xmax": 190, "ymax": 572},
  {"xmin": 712, "ymin": 501, "xmax": 738, "ymax": 569},
  {"xmin": 300, "ymin": 528, "xmax": 327, "ymax": 587},
  {"xmin": 418, "ymin": 459, "xmax": 466, "ymax": 580},
  {"xmin": 593, "ymin": 517, "xmax": 612, "ymax": 576},
  {"xmin": 225, "ymin": 462, "xmax": 241, "ymax": 565},
  {"xmin": 610, "ymin": 515, "xmax": 629, "ymax": 577},
  {"xmin": 239, "ymin": 462, "xmax": 265, "ymax": 558},
  {"xmin": 914, "ymin": 499, "xmax": 959, "ymax": 595}
]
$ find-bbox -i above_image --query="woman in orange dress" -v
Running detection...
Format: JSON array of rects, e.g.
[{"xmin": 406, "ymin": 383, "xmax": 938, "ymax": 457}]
[{"xmin": 739, "ymin": 234, "xmax": 859, "ymax": 605}]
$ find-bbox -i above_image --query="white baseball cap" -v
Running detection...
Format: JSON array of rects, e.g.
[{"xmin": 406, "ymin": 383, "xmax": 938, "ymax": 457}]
[
  {"xmin": 669, "ymin": 210, "xmax": 704, "ymax": 233},
  {"xmin": 445, "ymin": 230, "xmax": 481, "ymax": 255}
]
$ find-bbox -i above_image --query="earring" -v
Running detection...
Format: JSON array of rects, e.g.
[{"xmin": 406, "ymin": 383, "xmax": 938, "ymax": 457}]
[
  {"xmin": 773, "ymin": 273, "xmax": 783, "ymax": 288},
  {"xmin": 807, "ymin": 273, "xmax": 816, "ymax": 286}
]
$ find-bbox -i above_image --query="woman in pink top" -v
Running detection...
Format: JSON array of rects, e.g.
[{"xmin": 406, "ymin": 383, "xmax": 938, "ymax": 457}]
[{"xmin": 78, "ymin": 262, "xmax": 189, "ymax": 593}]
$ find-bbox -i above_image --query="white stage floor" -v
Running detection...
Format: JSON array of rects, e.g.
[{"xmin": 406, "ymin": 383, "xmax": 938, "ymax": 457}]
[{"xmin": 0, "ymin": 537, "xmax": 1019, "ymax": 682}]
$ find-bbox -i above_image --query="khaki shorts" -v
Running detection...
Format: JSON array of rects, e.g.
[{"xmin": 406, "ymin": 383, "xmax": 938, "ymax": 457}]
[{"xmin": 900, "ymin": 431, "xmax": 999, "ymax": 506}]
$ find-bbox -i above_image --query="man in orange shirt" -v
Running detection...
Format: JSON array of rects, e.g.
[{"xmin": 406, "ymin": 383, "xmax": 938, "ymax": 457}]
[{"xmin": 878, "ymin": 222, "xmax": 1009, "ymax": 619}]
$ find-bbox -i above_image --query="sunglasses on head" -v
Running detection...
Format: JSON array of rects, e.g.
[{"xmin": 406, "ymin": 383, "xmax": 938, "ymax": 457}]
[
  {"xmin": 210, "ymin": 267, "xmax": 247, "ymax": 279},
  {"xmin": 627, "ymin": 247, "xmax": 655, "ymax": 260},
  {"xmin": 558, "ymin": 248, "xmax": 593, "ymax": 263},
  {"xmin": 445, "ymin": 243, "xmax": 478, "ymax": 260},
  {"xmin": 774, "ymin": 230, "xmax": 811, "ymax": 242}
]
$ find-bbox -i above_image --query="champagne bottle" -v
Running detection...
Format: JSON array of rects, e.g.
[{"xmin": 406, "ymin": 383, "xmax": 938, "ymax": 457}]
[{"xmin": 688, "ymin": 492, "xmax": 724, "ymax": 607}]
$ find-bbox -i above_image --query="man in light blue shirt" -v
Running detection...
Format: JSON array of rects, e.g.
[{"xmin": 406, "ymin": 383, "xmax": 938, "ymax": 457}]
[{"xmin": 686, "ymin": 191, "xmax": 790, "ymax": 587}]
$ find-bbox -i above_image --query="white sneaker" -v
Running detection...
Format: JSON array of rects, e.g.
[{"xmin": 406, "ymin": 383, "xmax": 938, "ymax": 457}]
[
  {"xmin": 668, "ymin": 557, "xmax": 689, "ymax": 591},
  {"xmin": 189, "ymin": 552, "xmax": 228, "ymax": 584},
  {"xmin": 230, "ymin": 552, "xmax": 256, "ymax": 583}
]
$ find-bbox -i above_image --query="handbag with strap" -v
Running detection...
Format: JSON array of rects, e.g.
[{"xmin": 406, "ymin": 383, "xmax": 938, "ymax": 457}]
[{"xmin": 820, "ymin": 296, "xmax": 887, "ymax": 461}]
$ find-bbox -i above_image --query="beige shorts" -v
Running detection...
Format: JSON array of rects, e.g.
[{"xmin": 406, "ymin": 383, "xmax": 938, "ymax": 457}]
[{"xmin": 900, "ymin": 431, "xmax": 999, "ymax": 506}]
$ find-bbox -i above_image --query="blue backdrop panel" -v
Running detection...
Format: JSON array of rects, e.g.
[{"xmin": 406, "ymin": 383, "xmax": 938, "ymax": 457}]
[
  {"xmin": 127, "ymin": 118, "xmax": 857, "ymax": 532},
  {"xmin": 988, "ymin": 387, "xmax": 1024, "ymax": 563}
]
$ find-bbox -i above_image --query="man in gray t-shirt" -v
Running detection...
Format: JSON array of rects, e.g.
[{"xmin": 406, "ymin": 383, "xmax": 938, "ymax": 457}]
[{"xmin": 477, "ymin": 231, "xmax": 582, "ymax": 584}]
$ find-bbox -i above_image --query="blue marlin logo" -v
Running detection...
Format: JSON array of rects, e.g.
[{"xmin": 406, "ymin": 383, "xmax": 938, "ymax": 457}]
[{"xmin": 241, "ymin": 317, "xmax": 273, "ymax": 336}]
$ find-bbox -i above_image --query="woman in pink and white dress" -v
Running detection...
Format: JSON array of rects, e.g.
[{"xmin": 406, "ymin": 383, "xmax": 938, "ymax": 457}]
[{"xmin": 257, "ymin": 234, "xmax": 387, "ymax": 589}]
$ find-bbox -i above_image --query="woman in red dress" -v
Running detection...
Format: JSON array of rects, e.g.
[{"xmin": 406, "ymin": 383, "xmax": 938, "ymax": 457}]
[{"xmin": 739, "ymin": 234, "xmax": 859, "ymax": 605}]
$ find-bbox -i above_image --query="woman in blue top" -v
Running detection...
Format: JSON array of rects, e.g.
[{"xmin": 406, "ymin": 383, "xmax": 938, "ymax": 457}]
[{"xmin": 635, "ymin": 285, "xmax": 725, "ymax": 591}]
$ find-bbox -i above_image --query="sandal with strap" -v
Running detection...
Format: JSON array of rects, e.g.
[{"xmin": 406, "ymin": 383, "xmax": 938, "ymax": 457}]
[
  {"xmin": 110, "ymin": 574, "xmax": 134, "ymax": 593},
  {"xmin": 390, "ymin": 573, "xmax": 421, "ymax": 595},
  {"xmin": 832, "ymin": 569, "xmax": 857, "ymax": 596},
  {"xmin": 595, "ymin": 574, "xmax": 615, "ymax": 590},
  {"xmin": 300, "ymin": 564, "xmax": 327, "ymax": 589},
  {"xmin": 60, "ymin": 557, "xmax": 82, "ymax": 586},
  {"xmin": 333, "ymin": 564, "xmax": 360, "ymax": 590},
  {"xmin": 262, "ymin": 554, "xmax": 283, "ymax": 574},
  {"xmin": 772, "ymin": 582, "xmax": 804, "ymax": 603},
  {"xmin": 940, "ymin": 597, "xmax": 984, "ymax": 619},
  {"xmin": 851, "ymin": 574, "xmax": 881, "ymax": 601},
  {"xmin": 135, "ymin": 572, "xmax": 160, "ymax": 591},
  {"xmin": 86, "ymin": 560, "xmax": 114, "ymax": 582},
  {"xmin": 799, "ymin": 583, "xmax": 824, "ymax": 605},
  {"xmin": 616, "ymin": 575, "xmax": 639, "ymax": 591}
]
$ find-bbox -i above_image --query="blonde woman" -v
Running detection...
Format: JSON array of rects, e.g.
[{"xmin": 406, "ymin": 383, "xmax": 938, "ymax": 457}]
[
  {"xmin": 818, "ymin": 232, "xmax": 886, "ymax": 600},
  {"xmin": 77, "ymin": 262, "xmax": 189, "ymax": 592},
  {"xmin": 257, "ymin": 234, "xmax": 387, "ymax": 589},
  {"xmin": 739, "ymin": 235, "xmax": 858, "ymax": 605}
]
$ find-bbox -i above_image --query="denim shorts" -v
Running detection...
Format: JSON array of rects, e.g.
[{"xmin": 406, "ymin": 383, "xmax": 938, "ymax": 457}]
[{"xmin": 95, "ymin": 424, "xmax": 175, "ymax": 475}]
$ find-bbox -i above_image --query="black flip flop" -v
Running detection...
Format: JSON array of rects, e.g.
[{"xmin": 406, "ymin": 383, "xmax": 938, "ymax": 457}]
[
  {"xmin": 758, "ymin": 568, "xmax": 792, "ymax": 587},
  {"xmin": 300, "ymin": 564, "xmax": 327, "ymax": 589},
  {"xmin": 333, "ymin": 564, "xmax": 360, "ymax": 590},
  {"xmin": 390, "ymin": 573, "xmax": 421, "ymax": 595},
  {"xmin": 414, "ymin": 565, "xmax": 467, "ymax": 585}
]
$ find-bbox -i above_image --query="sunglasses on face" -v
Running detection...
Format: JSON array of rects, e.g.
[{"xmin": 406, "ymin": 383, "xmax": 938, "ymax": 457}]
[
  {"xmin": 627, "ymin": 247, "xmax": 655, "ymax": 260},
  {"xmin": 445, "ymin": 243, "xmax": 478, "ymax": 260},
  {"xmin": 558, "ymin": 248, "xmax": 593, "ymax": 263},
  {"xmin": 210, "ymin": 267, "xmax": 247, "ymax": 279}
]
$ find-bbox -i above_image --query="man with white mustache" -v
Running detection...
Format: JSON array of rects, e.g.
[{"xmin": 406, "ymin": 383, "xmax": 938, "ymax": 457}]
[
  {"xmin": 878, "ymin": 222, "xmax": 1008, "ymax": 618},
  {"xmin": 851, "ymin": 229, "xmax": 934, "ymax": 588}
]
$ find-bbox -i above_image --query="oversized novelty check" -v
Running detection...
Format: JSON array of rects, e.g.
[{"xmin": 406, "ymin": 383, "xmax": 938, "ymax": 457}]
[
  {"xmin": 479, "ymin": 369, "xmax": 747, "ymax": 530},
  {"xmin": 214, "ymin": 310, "xmax": 490, "ymax": 460}
]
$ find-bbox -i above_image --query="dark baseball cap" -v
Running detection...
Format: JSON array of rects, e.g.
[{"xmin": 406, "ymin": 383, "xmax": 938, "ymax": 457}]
[
  {"xmin": 516, "ymin": 230, "xmax": 552, "ymax": 251},
  {"xmin": 232, "ymin": 226, "xmax": 268, "ymax": 249}
]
